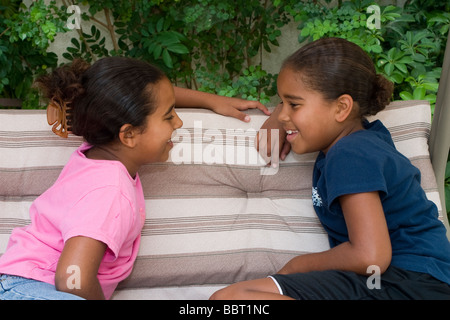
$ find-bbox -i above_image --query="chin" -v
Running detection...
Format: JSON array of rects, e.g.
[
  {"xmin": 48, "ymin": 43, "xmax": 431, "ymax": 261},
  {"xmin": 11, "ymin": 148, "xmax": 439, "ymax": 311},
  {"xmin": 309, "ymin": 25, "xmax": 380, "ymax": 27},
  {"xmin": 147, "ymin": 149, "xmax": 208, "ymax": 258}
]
[
  {"xmin": 291, "ymin": 144, "xmax": 312, "ymax": 155},
  {"xmin": 159, "ymin": 151, "xmax": 170, "ymax": 162}
]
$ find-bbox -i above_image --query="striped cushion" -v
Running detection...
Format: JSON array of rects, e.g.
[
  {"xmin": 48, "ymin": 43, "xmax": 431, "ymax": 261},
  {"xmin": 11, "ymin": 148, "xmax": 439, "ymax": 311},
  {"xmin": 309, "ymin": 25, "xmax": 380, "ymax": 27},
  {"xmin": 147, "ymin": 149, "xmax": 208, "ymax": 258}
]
[{"xmin": 0, "ymin": 100, "xmax": 441, "ymax": 292}]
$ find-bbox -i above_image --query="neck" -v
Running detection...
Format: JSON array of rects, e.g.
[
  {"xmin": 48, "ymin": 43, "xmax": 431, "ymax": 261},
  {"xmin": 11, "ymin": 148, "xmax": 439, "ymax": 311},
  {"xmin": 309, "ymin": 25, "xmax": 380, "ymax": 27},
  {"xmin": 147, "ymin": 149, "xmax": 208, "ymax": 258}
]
[
  {"xmin": 85, "ymin": 144, "xmax": 138, "ymax": 178},
  {"xmin": 322, "ymin": 119, "xmax": 365, "ymax": 154}
]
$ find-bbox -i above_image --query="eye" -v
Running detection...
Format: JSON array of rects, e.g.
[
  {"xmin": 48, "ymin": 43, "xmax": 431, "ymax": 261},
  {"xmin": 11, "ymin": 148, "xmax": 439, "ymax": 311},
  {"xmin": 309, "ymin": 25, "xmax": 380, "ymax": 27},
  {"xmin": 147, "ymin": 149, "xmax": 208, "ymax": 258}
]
[{"xmin": 165, "ymin": 115, "xmax": 174, "ymax": 121}]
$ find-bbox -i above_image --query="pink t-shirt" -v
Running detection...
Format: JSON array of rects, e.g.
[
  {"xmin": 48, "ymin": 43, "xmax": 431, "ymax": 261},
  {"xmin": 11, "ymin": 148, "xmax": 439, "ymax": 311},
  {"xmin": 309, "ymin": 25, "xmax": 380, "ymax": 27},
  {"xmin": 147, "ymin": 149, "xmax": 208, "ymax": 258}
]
[{"xmin": 0, "ymin": 142, "xmax": 146, "ymax": 299}]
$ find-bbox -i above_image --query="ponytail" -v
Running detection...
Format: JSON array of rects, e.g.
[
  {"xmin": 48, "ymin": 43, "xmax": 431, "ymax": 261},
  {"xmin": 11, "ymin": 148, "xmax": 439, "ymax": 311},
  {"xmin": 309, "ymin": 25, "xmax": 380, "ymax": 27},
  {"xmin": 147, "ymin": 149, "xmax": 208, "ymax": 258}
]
[{"xmin": 35, "ymin": 59, "xmax": 90, "ymax": 137}]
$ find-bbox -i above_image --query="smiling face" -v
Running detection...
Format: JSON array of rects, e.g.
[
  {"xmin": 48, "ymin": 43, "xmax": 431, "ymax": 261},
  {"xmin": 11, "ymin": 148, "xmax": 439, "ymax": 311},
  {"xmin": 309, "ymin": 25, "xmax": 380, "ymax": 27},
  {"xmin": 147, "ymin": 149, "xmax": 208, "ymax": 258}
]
[
  {"xmin": 277, "ymin": 67, "xmax": 350, "ymax": 155},
  {"xmin": 135, "ymin": 77, "xmax": 183, "ymax": 163}
]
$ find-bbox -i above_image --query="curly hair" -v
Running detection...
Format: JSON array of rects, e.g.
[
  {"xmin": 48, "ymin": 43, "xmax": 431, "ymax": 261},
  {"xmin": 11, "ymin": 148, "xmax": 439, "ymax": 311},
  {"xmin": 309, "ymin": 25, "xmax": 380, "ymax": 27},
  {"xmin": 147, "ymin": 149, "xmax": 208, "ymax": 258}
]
[{"xmin": 35, "ymin": 57, "xmax": 166, "ymax": 145}]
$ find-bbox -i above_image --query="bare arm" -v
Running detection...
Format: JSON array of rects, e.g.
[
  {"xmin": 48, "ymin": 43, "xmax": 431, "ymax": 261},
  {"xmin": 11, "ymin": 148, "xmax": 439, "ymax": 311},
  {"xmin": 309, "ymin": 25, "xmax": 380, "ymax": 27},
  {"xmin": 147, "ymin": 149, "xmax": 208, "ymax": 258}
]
[
  {"xmin": 278, "ymin": 191, "xmax": 392, "ymax": 275},
  {"xmin": 174, "ymin": 86, "xmax": 271, "ymax": 122},
  {"xmin": 55, "ymin": 236, "xmax": 107, "ymax": 300}
]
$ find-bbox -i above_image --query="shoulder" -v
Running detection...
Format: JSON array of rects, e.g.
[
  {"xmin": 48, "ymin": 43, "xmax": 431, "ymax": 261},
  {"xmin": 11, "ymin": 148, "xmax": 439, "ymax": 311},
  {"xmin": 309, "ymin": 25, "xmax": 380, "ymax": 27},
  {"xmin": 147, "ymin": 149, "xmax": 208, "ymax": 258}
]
[
  {"xmin": 327, "ymin": 120, "xmax": 397, "ymax": 163},
  {"xmin": 41, "ymin": 144, "xmax": 141, "ymax": 215},
  {"xmin": 62, "ymin": 143, "xmax": 137, "ymax": 192},
  {"xmin": 321, "ymin": 121, "xmax": 401, "ymax": 190}
]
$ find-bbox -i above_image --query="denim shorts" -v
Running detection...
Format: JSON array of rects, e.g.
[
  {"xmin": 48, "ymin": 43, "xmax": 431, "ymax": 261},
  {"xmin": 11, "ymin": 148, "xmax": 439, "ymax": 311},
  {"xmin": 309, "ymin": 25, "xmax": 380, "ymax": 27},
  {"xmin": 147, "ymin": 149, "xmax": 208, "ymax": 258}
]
[
  {"xmin": 270, "ymin": 266, "xmax": 450, "ymax": 300},
  {"xmin": 0, "ymin": 274, "xmax": 84, "ymax": 300}
]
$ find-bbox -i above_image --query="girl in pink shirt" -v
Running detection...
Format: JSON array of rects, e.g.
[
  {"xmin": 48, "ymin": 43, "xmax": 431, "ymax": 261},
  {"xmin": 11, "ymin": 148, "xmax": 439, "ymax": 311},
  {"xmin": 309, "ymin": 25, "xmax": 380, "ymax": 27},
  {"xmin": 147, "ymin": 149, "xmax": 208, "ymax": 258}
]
[{"xmin": 0, "ymin": 57, "xmax": 269, "ymax": 300}]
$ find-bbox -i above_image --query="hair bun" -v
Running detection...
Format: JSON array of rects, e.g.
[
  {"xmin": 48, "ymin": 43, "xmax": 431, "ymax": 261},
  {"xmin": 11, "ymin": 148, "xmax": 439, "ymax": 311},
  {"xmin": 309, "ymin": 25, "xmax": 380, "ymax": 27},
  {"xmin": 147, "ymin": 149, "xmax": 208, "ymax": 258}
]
[
  {"xmin": 35, "ymin": 59, "xmax": 90, "ymax": 105},
  {"xmin": 366, "ymin": 74, "xmax": 394, "ymax": 116}
]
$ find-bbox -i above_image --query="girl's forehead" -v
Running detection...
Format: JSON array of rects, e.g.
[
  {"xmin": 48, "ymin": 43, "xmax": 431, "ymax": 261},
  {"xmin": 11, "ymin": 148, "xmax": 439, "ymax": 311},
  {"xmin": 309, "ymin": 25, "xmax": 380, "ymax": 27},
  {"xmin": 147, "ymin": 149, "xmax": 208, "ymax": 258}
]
[
  {"xmin": 278, "ymin": 67, "xmax": 305, "ymax": 83},
  {"xmin": 151, "ymin": 79, "xmax": 175, "ymax": 111},
  {"xmin": 278, "ymin": 69, "xmax": 308, "ymax": 91}
]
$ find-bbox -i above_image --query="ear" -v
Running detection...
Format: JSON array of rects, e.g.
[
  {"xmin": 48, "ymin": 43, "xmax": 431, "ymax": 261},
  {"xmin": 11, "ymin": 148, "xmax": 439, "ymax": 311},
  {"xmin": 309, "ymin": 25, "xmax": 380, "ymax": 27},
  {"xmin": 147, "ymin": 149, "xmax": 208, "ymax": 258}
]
[
  {"xmin": 334, "ymin": 94, "xmax": 354, "ymax": 123},
  {"xmin": 118, "ymin": 124, "xmax": 138, "ymax": 148}
]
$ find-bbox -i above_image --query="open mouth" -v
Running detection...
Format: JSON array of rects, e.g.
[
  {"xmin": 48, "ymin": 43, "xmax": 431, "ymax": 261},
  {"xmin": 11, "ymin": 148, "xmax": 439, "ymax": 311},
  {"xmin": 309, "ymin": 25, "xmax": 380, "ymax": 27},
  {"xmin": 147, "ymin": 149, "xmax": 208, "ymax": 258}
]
[{"xmin": 285, "ymin": 129, "xmax": 299, "ymax": 142}]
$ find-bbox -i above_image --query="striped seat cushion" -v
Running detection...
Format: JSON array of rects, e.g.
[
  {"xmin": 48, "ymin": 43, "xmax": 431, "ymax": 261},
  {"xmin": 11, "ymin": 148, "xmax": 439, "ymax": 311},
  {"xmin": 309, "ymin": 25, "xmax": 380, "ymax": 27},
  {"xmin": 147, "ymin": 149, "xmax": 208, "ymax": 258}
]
[{"xmin": 0, "ymin": 100, "xmax": 441, "ymax": 290}]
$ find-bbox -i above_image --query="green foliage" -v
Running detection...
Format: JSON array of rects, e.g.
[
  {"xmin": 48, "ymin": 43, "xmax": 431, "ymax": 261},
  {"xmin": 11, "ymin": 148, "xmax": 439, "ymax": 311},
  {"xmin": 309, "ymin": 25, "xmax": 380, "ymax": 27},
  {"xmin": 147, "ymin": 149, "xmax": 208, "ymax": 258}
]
[
  {"xmin": 0, "ymin": 0, "xmax": 68, "ymax": 108},
  {"xmin": 1, "ymin": 0, "xmax": 449, "ymax": 113},
  {"xmin": 60, "ymin": 0, "xmax": 287, "ymax": 104},
  {"xmin": 286, "ymin": 0, "xmax": 449, "ymax": 115},
  {"xmin": 446, "ymin": 155, "xmax": 450, "ymax": 212}
]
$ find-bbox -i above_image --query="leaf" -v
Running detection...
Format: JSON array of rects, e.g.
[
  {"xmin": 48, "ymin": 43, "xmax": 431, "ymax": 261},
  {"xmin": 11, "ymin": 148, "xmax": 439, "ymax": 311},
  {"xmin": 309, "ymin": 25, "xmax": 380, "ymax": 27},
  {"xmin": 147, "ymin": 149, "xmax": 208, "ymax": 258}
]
[
  {"xmin": 445, "ymin": 160, "xmax": 450, "ymax": 179},
  {"xmin": 422, "ymin": 82, "xmax": 439, "ymax": 91},
  {"xmin": 71, "ymin": 38, "xmax": 80, "ymax": 49},
  {"xmin": 384, "ymin": 63, "xmax": 394, "ymax": 75},
  {"xmin": 370, "ymin": 45, "xmax": 382, "ymax": 53},
  {"xmin": 159, "ymin": 32, "xmax": 180, "ymax": 46},
  {"xmin": 413, "ymin": 87, "xmax": 426, "ymax": 100},
  {"xmin": 162, "ymin": 48, "xmax": 173, "ymax": 68},
  {"xmin": 389, "ymin": 72, "xmax": 404, "ymax": 84},
  {"xmin": 156, "ymin": 18, "xmax": 164, "ymax": 33},
  {"xmin": 399, "ymin": 91, "xmax": 413, "ymax": 100},
  {"xmin": 167, "ymin": 43, "xmax": 189, "ymax": 55},
  {"xmin": 67, "ymin": 47, "xmax": 79, "ymax": 54},
  {"xmin": 395, "ymin": 63, "xmax": 408, "ymax": 74},
  {"xmin": 397, "ymin": 55, "xmax": 414, "ymax": 65},
  {"xmin": 62, "ymin": 52, "xmax": 73, "ymax": 60},
  {"xmin": 153, "ymin": 44, "xmax": 162, "ymax": 60}
]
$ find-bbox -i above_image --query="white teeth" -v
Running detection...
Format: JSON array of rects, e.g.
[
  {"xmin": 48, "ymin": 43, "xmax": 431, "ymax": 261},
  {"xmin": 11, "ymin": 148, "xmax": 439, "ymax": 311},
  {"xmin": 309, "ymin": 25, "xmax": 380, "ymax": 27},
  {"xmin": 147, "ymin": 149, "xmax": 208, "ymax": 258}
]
[{"xmin": 286, "ymin": 130, "xmax": 298, "ymax": 135}]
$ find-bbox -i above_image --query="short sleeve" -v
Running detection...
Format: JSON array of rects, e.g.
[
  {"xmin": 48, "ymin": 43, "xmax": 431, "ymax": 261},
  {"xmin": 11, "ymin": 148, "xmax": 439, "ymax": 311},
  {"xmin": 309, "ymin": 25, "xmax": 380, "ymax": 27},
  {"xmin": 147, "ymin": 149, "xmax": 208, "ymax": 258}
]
[
  {"xmin": 324, "ymin": 138, "xmax": 388, "ymax": 209},
  {"xmin": 60, "ymin": 186, "xmax": 135, "ymax": 258}
]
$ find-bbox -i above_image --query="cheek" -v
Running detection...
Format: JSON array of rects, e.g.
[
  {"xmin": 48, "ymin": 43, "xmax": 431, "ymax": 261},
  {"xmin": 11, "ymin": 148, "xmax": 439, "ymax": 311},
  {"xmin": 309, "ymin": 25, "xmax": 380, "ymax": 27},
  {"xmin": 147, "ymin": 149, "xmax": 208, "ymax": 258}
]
[
  {"xmin": 290, "ymin": 112, "xmax": 307, "ymax": 133},
  {"xmin": 142, "ymin": 121, "xmax": 175, "ymax": 162},
  {"xmin": 139, "ymin": 131, "xmax": 166, "ymax": 160}
]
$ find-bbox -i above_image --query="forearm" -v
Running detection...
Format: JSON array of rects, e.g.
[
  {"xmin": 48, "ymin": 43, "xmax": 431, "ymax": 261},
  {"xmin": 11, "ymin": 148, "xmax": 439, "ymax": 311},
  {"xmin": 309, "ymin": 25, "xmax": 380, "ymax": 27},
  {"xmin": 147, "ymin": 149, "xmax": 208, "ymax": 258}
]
[
  {"xmin": 279, "ymin": 241, "xmax": 390, "ymax": 276},
  {"xmin": 173, "ymin": 86, "xmax": 270, "ymax": 123},
  {"xmin": 174, "ymin": 86, "xmax": 214, "ymax": 109}
]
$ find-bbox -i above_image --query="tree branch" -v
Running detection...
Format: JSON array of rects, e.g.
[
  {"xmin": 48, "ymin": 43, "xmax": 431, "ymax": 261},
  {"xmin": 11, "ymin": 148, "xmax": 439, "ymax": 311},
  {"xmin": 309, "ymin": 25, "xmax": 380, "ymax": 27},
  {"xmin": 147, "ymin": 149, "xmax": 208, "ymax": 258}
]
[{"xmin": 104, "ymin": 8, "xmax": 119, "ymax": 52}]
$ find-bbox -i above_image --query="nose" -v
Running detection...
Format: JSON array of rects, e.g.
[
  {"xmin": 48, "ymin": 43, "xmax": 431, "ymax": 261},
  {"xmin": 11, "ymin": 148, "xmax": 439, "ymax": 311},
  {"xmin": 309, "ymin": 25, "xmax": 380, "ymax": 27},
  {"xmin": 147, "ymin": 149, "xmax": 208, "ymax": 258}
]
[
  {"xmin": 173, "ymin": 111, "xmax": 183, "ymax": 129},
  {"xmin": 277, "ymin": 102, "xmax": 290, "ymax": 123}
]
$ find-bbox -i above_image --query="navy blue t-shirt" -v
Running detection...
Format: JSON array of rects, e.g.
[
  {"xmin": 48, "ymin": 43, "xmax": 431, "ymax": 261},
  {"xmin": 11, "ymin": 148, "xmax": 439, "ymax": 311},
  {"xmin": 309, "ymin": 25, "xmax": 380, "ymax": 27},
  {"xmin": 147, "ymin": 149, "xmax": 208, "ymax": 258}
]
[{"xmin": 312, "ymin": 119, "xmax": 450, "ymax": 285}]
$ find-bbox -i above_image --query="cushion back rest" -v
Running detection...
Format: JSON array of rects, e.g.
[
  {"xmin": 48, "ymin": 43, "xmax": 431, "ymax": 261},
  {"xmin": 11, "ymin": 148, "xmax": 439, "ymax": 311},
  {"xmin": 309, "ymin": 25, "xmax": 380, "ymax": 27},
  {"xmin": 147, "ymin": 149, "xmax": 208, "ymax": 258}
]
[{"xmin": 0, "ymin": 100, "xmax": 441, "ymax": 289}]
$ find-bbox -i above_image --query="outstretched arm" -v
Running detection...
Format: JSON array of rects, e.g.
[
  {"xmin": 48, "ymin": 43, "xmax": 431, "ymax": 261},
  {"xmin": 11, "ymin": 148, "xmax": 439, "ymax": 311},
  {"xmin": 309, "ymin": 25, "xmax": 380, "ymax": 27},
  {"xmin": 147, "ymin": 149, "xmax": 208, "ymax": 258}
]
[
  {"xmin": 279, "ymin": 191, "xmax": 392, "ymax": 275},
  {"xmin": 174, "ymin": 86, "xmax": 271, "ymax": 122},
  {"xmin": 210, "ymin": 191, "xmax": 392, "ymax": 300}
]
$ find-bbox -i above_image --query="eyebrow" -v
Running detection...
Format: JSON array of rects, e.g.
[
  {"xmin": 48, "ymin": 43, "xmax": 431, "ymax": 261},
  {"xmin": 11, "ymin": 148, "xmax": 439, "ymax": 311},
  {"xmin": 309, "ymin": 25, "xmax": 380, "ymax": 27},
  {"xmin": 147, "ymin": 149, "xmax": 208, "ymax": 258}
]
[
  {"xmin": 163, "ymin": 104, "xmax": 176, "ymax": 117},
  {"xmin": 277, "ymin": 93, "xmax": 305, "ymax": 100},
  {"xmin": 285, "ymin": 94, "xmax": 305, "ymax": 101}
]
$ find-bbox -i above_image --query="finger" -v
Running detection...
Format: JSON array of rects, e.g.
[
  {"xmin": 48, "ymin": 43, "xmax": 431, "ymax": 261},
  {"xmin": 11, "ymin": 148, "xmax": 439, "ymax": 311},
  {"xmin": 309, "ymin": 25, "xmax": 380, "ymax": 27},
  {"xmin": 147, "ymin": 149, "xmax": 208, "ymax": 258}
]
[
  {"xmin": 280, "ymin": 141, "xmax": 291, "ymax": 161},
  {"xmin": 227, "ymin": 108, "xmax": 251, "ymax": 122},
  {"xmin": 237, "ymin": 100, "xmax": 271, "ymax": 116},
  {"xmin": 257, "ymin": 128, "xmax": 272, "ymax": 158},
  {"xmin": 255, "ymin": 132, "xmax": 260, "ymax": 151},
  {"xmin": 254, "ymin": 102, "xmax": 271, "ymax": 116}
]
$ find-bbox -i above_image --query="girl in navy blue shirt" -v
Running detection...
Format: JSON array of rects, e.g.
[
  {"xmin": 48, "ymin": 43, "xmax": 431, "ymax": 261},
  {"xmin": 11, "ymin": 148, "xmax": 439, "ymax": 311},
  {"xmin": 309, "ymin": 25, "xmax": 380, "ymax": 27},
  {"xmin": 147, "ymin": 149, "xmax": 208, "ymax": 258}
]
[{"xmin": 210, "ymin": 37, "xmax": 450, "ymax": 300}]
